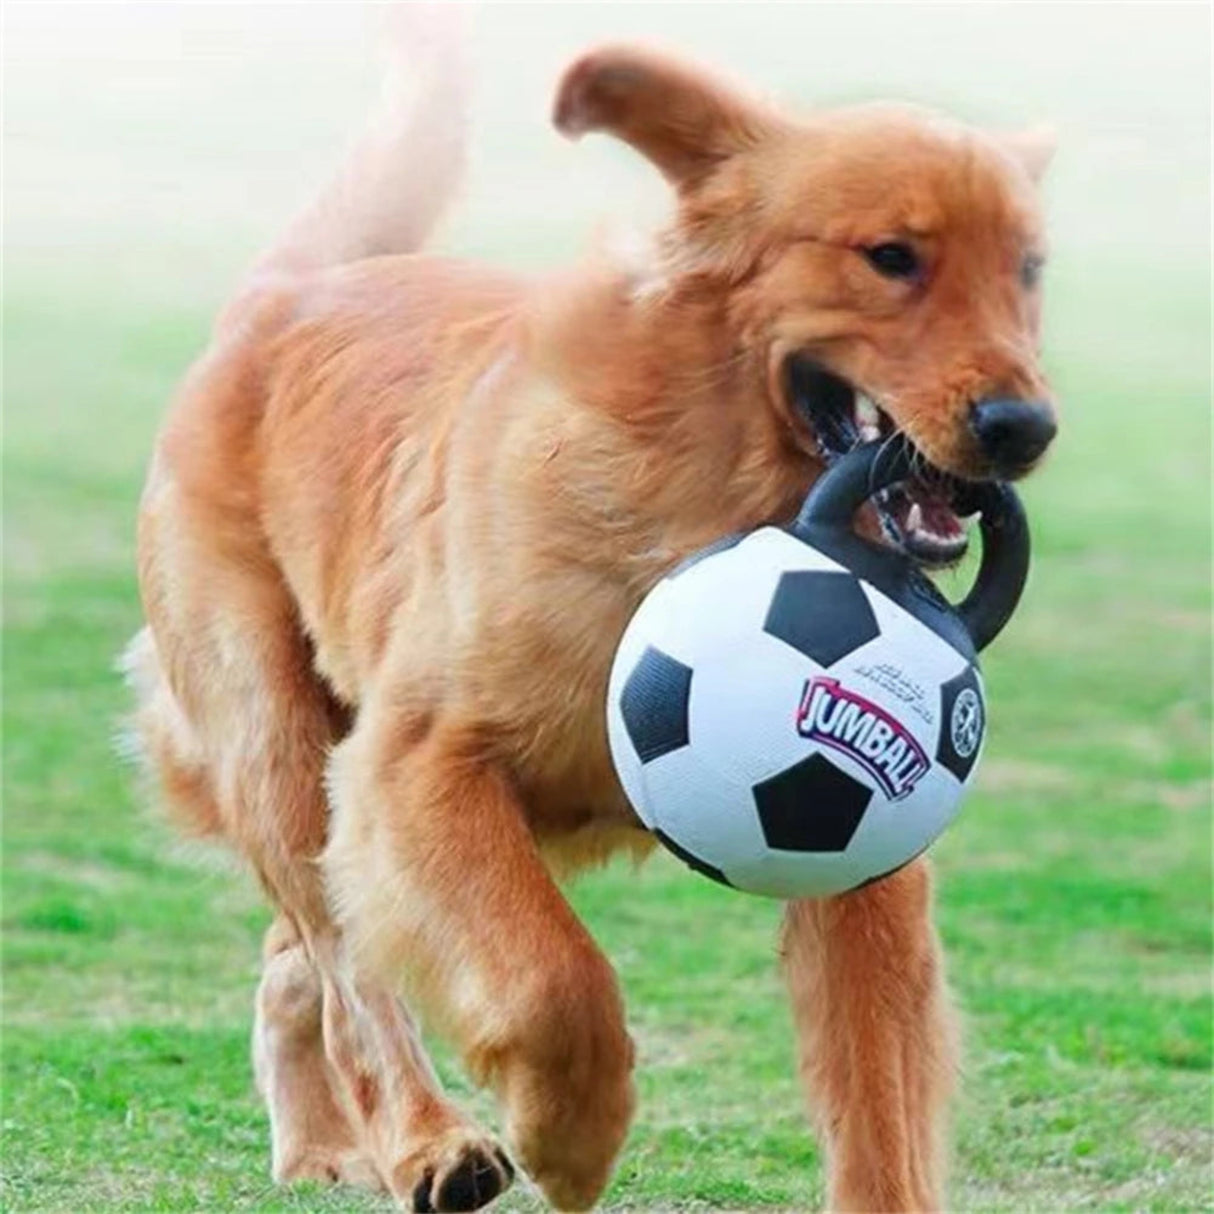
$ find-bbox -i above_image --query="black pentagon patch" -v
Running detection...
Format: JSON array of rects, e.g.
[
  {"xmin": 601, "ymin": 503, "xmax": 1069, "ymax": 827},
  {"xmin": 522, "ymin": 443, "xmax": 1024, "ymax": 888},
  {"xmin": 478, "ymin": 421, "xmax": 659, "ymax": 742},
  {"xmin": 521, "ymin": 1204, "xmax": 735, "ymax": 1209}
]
[
  {"xmin": 752, "ymin": 752, "xmax": 874, "ymax": 852},
  {"xmin": 654, "ymin": 829, "xmax": 733, "ymax": 887},
  {"xmin": 666, "ymin": 532, "xmax": 745, "ymax": 580},
  {"xmin": 763, "ymin": 571, "xmax": 880, "ymax": 667},
  {"xmin": 937, "ymin": 665, "xmax": 985, "ymax": 782},
  {"xmin": 619, "ymin": 646, "xmax": 693, "ymax": 764}
]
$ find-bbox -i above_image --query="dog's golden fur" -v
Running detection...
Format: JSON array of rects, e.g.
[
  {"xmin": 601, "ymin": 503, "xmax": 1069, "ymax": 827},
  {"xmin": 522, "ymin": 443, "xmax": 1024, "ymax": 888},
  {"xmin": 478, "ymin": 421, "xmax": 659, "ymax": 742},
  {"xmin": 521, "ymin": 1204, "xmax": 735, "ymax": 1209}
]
[{"xmin": 127, "ymin": 21, "xmax": 1054, "ymax": 1212}]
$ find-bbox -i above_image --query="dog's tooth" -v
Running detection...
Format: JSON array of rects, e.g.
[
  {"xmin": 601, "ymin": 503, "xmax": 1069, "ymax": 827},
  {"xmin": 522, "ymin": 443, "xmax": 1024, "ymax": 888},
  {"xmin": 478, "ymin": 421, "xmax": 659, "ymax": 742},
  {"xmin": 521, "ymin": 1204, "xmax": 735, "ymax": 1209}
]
[
  {"xmin": 855, "ymin": 394, "xmax": 880, "ymax": 428},
  {"xmin": 959, "ymin": 511, "xmax": 981, "ymax": 527},
  {"xmin": 906, "ymin": 502, "xmax": 924, "ymax": 534},
  {"xmin": 858, "ymin": 421, "xmax": 881, "ymax": 442}
]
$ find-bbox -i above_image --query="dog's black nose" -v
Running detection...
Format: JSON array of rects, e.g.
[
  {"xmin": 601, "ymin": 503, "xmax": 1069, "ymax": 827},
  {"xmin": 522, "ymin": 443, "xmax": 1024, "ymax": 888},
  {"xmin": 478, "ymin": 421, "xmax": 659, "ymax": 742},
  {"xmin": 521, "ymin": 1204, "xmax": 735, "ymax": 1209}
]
[{"xmin": 969, "ymin": 398, "xmax": 1056, "ymax": 473}]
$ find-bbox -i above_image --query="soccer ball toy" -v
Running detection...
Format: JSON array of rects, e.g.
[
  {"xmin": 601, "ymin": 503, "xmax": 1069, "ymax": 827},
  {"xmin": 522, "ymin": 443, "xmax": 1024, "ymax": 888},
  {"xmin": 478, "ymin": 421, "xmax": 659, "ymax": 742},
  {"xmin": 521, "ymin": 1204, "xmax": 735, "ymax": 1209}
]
[{"xmin": 606, "ymin": 442, "xmax": 1030, "ymax": 898}]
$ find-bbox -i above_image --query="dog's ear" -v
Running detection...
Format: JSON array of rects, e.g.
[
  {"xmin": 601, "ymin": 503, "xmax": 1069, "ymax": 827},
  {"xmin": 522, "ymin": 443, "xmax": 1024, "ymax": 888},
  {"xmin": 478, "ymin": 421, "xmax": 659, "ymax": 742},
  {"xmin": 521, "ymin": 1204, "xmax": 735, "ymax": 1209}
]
[
  {"xmin": 553, "ymin": 45, "xmax": 777, "ymax": 187},
  {"xmin": 1005, "ymin": 124, "xmax": 1057, "ymax": 183}
]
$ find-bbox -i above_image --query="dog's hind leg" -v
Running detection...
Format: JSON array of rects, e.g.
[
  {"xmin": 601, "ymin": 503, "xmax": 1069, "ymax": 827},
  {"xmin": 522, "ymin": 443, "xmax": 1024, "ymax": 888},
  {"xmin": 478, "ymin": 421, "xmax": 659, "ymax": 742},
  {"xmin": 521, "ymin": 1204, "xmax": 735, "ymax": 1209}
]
[
  {"xmin": 134, "ymin": 498, "xmax": 511, "ymax": 1211},
  {"xmin": 254, "ymin": 915, "xmax": 383, "ymax": 1188},
  {"xmin": 781, "ymin": 859, "xmax": 958, "ymax": 1213},
  {"xmin": 124, "ymin": 625, "xmax": 370, "ymax": 1186},
  {"xmin": 126, "ymin": 605, "xmax": 377, "ymax": 1188}
]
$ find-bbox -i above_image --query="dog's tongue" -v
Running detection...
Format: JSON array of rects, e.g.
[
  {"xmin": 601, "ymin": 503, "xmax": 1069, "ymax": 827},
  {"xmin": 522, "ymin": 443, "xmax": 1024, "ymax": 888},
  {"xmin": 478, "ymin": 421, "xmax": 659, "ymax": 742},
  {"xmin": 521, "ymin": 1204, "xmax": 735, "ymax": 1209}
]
[{"xmin": 892, "ymin": 481, "xmax": 968, "ymax": 564}]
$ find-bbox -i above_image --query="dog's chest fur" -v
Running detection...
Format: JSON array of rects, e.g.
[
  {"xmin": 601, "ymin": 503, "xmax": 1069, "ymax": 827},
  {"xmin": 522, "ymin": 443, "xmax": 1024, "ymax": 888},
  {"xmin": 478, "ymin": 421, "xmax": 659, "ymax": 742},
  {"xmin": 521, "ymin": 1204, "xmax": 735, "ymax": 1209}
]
[{"xmin": 256, "ymin": 258, "xmax": 812, "ymax": 860}]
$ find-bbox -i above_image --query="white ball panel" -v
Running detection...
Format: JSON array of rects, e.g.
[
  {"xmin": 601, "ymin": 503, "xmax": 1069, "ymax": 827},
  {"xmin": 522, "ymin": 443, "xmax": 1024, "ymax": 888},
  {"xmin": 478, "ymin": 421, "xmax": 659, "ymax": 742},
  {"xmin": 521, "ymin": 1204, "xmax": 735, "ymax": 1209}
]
[
  {"xmin": 650, "ymin": 528, "xmax": 848, "ymax": 663},
  {"xmin": 729, "ymin": 526, "xmax": 850, "ymax": 575},
  {"xmin": 842, "ymin": 763, "xmax": 961, "ymax": 879},
  {"xmin": 688, "ymin": 637, "xmax": 822, "ymax": 787},
  {"xmin": 651, "ymin": 538, "xmax": 784, "ymax": 662},
  {"xmin": 857, "ymin": 581, "xmax": 972, "ymax": 689},
  {"xmin": 641, "ymin": 746, "xmax": 766, "ymax": 870},
  {"xmin": 727, "ymin": 848, "xmax": 869, "ymax": 900},
  {"xmin": 610, "ymin": 528, "xmax": 847, "ymax": 686},
  {"xmin": 610, "ymin": 574, "xmax": 699, "ymax": 672}
]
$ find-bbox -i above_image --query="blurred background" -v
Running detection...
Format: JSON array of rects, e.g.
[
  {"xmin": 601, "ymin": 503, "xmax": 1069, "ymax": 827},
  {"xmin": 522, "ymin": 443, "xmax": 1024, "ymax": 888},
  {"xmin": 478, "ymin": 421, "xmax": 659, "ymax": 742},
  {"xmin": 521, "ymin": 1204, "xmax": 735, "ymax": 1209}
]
[{"xmin": 5, "ymin": 4, "xmax": 1210, "ymax": 1211}]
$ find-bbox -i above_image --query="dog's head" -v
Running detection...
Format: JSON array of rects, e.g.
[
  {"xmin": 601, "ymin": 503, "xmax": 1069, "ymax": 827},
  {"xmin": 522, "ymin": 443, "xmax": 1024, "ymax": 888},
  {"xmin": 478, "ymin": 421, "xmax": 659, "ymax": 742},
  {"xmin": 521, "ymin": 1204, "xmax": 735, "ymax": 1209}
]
[{"xmin": 555, "ymin": 46, "xmax": 1057, "ymax": 565}]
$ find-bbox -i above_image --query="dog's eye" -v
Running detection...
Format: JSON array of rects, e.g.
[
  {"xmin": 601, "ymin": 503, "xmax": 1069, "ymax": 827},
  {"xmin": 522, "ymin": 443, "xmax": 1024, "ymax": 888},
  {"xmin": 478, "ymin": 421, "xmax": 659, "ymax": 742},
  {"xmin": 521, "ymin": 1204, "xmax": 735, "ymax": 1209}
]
[
  {"xmin": 862, "ymin": 242, "xmax": 920, "ymax": 280},
  {"xmin": 1020, "ymin": 253, "xmax": 1045, "ymax": 289}
]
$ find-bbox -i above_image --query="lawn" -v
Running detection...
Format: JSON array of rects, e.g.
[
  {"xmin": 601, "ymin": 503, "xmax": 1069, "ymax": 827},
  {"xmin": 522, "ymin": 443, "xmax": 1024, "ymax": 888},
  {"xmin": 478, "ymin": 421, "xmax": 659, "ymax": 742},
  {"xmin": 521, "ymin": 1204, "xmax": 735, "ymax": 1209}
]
[{"xmin": 3, "ymin": 6, "xmax": 1211, "ymax": 1212}]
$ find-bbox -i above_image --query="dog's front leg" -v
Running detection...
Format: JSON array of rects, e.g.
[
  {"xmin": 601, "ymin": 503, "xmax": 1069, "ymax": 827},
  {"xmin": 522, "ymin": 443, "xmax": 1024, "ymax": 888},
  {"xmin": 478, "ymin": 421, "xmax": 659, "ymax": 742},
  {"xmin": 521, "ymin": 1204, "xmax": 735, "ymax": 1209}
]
[
  {"xmin": 326, "ymin": 715, "xmax": 636, "ymax": 1211},
  {"xmin": 781, "ymin": 859, "xmax": 958, "ymax": 1213}
]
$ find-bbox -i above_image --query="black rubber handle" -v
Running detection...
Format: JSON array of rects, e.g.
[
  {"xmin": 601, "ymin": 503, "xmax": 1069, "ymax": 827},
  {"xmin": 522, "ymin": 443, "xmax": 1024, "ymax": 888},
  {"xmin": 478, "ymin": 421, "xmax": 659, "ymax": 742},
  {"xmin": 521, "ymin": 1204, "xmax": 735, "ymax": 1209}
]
[{"xmin": 794, "ymin": 443, "xmax": 1030, "ymax": 653}]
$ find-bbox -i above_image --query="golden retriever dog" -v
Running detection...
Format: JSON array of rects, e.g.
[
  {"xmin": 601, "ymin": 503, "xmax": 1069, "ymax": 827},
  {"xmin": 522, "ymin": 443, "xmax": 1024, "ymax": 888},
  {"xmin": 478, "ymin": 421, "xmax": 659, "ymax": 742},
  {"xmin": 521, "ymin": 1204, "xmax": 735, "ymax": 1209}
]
[{"xmin": 126, "ymin": 12, "xmax": 1056, "ymax": 1212}]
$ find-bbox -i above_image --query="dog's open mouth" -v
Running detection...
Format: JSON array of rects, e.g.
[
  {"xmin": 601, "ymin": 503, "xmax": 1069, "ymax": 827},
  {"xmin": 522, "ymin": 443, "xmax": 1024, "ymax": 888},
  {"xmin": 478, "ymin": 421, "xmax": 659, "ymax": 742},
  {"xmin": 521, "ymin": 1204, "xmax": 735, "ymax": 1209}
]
[{"xmin": 788, "ymin": 358, "xmax": 973, "ymax": 568}]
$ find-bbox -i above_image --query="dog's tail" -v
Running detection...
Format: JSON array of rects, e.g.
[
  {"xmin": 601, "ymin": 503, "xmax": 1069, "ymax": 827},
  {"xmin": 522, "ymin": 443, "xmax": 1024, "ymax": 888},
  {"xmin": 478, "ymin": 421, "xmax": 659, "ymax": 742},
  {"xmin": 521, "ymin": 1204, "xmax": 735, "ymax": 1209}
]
[{"xmin": 249, "ymin": 4, "xmax": 468, "ymax": 280}]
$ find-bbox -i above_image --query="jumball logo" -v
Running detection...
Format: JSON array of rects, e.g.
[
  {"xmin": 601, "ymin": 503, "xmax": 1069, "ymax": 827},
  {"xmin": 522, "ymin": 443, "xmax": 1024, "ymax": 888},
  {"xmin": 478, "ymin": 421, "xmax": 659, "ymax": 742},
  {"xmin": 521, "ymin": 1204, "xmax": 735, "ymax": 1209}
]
[{"xmin": 796, "ymin": 677, "xmax": 930, "ymax": 800}]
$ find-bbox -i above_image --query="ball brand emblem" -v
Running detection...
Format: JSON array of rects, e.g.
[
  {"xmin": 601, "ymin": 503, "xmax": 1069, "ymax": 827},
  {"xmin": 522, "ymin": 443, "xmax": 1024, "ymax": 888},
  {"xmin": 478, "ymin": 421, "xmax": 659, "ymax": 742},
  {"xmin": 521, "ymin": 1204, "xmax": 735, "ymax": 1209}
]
[
  {"xmin": 796, "ymin": 677, "xmax": 930, "ymax": 801},
  {"xmin": 950, "ymin": 687, "xmax": 983, "ymax": 759}
]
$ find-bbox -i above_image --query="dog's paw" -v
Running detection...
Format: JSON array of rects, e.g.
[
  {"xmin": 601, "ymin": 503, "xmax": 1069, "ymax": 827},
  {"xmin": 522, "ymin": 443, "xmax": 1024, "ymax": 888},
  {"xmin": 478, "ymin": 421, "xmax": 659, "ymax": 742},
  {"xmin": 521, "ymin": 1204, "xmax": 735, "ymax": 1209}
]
[{"xmin": 393, "ymin": 1129, "xmax": 515, "ymax": 1213}]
